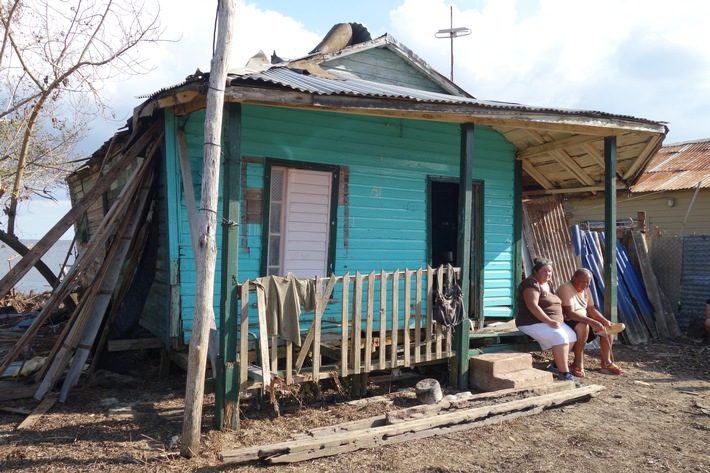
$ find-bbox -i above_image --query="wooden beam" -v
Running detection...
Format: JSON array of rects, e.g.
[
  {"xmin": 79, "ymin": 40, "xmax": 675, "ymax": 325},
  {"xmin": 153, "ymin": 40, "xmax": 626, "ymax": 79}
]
[
  {"xmin": 521, "ymin": 160, "xmax": 554, "ymax": 189},
  {"xmin": 581, "ymin": 143, "xmax": 606, "ymax": 168},
  {"xmin": 106, "ymin": 337, "xmax": 164, "ymax": 352},
  {"xmin": 517, "ymin": 134, "xmax": 600, "ymax": 159},
  {"xmin": 219, "ymin": 384, "xmax": 605, "ymax": 465},
  {"xmin": 216, "ymin": 102, "xmax": 242, "ymax": 430},
  {"xmin": 222, "ymin": 88, "xmax": 668, "ymax": 136},
  {"xmin": 549, "ymin": 149, "xmax": 595, "ymax": 186},
  {"xmin": 622, "ymin": 133, "xmax": 666, "ymax": 181},
  {"xmin": 604, "ymin": 136, "xmax": 618, "ymax": 323},
  {"xmin": 16, "ymin": 394, "xmax": 58, "ymax": 430},
  {"xmin": 454, "ymin": 123, "xmax": 473, "ymax": 389},
  {"xmin": 522, "ymin": 183, "xmax": 628, "ymax": 197}
]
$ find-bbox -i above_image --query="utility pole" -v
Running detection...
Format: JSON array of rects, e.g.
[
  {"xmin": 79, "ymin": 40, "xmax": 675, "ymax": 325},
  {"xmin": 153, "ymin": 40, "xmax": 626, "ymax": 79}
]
[
  {"xmin": 181, "ymin": 0, "xmax": 236, "ymax": 459},
  {"xmin": 435, "ymin": 6, "xmax": 471, "ymax": 81}
]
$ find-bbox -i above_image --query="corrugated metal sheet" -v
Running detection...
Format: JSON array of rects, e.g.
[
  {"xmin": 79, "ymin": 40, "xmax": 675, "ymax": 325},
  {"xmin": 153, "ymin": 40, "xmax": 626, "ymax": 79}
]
[
  {"xmin": 235, "ymin": 67, "xmax": 657, "ymax": 123},
  {"xmin": 522, "ymin": 196, "xmax": 579, "ymax": 288},
  {"xmin": 678, "ymin": 234, "xmax": 710, "ymax": 333},
  {"xmin": 632, "ymin": 139, "xmax": 710, "ymax": 192}
]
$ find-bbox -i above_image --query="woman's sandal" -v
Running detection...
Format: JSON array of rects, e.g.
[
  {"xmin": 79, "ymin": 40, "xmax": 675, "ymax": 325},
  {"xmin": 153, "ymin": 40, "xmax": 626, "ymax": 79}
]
[
  {"xmin": 601, "ymin": 363, "xmax": 624, "ymax": 375},
  {"xmin": 569, "ymin": 364, "xmax": 586, "ymax": 379}
]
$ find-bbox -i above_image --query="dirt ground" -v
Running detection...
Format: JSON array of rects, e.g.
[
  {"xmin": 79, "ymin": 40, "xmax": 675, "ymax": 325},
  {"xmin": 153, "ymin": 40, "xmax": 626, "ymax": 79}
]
[{"xmin": 1, "ymin": 317, "xmax": 709, "ymax": 472}]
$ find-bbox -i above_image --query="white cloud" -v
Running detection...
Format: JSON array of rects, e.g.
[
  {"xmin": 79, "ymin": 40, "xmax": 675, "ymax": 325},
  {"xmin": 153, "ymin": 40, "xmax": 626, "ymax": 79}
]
[{"xmin": 11, "ymin": 0, "xmax": 710, "ymax": 239}]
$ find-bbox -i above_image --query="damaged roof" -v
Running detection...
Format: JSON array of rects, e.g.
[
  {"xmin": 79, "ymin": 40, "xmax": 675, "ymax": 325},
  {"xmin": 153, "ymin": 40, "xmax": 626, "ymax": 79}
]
[{"xmin": 134, "ymin": 22, "xmax": 668, "ymax": 194}]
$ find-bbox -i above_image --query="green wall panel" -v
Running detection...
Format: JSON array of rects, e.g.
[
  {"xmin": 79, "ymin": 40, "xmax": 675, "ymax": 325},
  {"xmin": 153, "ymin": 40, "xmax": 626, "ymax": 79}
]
[{"xmin": 171, "ymin": 105, "xmax": 516, "ymax": 342}]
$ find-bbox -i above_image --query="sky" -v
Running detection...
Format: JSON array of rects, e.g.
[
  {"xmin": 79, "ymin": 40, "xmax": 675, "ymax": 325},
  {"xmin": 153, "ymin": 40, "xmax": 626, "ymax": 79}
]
[{"xmin": 10, "ymin": 0, "xmax": 710, "ymax": 240}]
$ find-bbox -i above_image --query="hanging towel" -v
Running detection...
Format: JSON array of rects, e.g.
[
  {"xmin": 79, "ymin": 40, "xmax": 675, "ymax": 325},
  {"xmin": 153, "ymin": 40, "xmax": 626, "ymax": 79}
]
[{"xmin": 254, "ymin": 273, "xmax": 316, "ymax": 346}]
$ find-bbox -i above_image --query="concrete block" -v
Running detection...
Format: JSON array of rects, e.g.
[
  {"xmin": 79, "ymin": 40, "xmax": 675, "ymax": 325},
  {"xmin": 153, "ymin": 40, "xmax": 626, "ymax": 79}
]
[
  {"xmin": 471, "ymin": 367, "xmax": 553, "ymax": 392},
  {"xmin": 469, "ymin": 351, "xmax": 532, "ymax": 377}
]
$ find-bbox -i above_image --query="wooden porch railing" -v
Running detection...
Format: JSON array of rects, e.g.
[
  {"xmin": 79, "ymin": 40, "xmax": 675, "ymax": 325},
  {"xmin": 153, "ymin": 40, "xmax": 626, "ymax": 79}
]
[{"xmin": 236, "ymin": 266, "xmax": 461, "ymax": 393}]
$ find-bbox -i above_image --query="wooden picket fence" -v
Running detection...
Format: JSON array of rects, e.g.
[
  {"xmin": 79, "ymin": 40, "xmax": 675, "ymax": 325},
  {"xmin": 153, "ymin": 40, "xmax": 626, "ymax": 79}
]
[{"xmin": 237, "ymin": 266, "xmax": 460, "ymax": 393}]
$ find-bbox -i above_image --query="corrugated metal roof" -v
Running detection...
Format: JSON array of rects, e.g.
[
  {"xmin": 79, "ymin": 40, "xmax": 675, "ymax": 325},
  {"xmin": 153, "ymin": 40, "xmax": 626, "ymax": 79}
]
[
  {"xmin": 631, "ymin": 138, "xmax": 710, "ymax": 192},
  {"xmin": 233, "ymin": 67, "xmax": 656, "ymax": 123},
  {"xmin": 237, "ymin": 67, "xmax": 494, "ymax": 104}
]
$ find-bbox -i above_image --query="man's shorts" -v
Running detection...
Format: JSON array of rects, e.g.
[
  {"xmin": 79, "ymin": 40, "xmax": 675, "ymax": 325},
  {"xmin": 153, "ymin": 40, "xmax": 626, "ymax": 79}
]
[{"xmin": 565, "ymin": 319, "xmax": 597, "ymax": 343}]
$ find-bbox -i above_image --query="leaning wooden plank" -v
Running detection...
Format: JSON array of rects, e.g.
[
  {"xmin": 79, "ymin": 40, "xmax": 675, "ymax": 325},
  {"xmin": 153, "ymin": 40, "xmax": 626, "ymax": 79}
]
[
  {"xmin": 16, "ymin": 394, "xmax": 58, "ymax": 430},
  {"xmin": 0, "ymin": 230, "xmax": 75, "ymax": 311},
  {"xmin": 34, "ymin": 158, "xmax": 157, "ymax": 398},
  {"xmin": 219, "ymin": 384, "xmax": 604, "ymax": 464},
  {"xmin": 0, "ymin": 120, "xmax": 163, "ymax": 299},
  {"xmin": 0, "ymin": 129, "xmax": 164, "ymax": 376},
  {"xmin": 59, "ymin": 174, "xmax": 154, "ymax": 401},
  {"xmin": 295, "ymin": 275, "xmax": 336, "ymax": 373},
  {"xmin": 87, "ymin": 216, "xmax": 152, "ymax": 378}
]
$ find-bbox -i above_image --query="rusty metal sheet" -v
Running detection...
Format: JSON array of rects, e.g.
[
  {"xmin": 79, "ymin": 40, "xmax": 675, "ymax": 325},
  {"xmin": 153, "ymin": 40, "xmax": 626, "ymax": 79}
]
[
  {"xmin": 632, "ymin": 139, "xmax": 710, "ymax": 192},
  {"xmin": 522, "ymin": 196, "xmax": 580, "ymax": 289}
]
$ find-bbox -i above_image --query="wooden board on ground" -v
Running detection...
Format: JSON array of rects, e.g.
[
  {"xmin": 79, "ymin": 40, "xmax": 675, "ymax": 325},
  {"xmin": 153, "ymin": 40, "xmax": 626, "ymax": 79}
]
[
  {"xmin": 219, "ymin": 384, "xmax": 604, "ymax": 465},
  {"xmin": 16, "ymin": 394, "xmax": 58, "ymax": 430}
]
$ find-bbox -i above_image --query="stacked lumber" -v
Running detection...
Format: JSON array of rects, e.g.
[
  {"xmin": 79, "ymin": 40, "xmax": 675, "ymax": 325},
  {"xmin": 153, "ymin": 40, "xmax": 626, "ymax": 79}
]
[
  {"xmin": 219, "ymin": 384, "xmax": 604, "ymax": 465},
  {"xmin": 0, "ymin": 119, "xmax": 165, "ymax": 402}
]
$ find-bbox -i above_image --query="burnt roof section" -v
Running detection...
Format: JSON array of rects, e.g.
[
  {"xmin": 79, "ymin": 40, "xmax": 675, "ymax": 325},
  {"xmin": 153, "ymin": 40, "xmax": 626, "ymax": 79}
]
[{"xmin": 632, "ymin": 138, "xmax": 710, "ymax": 192}]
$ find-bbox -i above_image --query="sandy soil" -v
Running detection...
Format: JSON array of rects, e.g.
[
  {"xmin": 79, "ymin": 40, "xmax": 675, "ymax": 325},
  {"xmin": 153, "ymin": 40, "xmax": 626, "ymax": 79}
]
[{"xmin": 1, "ymin": 326, "xmax": 709, "ymax": 472}]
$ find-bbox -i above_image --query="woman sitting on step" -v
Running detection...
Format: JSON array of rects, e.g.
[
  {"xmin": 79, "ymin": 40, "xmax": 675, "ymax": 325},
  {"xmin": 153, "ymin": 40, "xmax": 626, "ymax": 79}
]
[{"xmin": 514, "ymin": 258, "xmax": 581, "ymax": 387}]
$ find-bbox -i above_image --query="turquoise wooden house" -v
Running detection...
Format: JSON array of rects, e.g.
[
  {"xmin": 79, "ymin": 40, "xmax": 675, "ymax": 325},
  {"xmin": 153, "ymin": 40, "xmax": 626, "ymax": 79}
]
[{"xmin": 68, "ymin": 23, "xmax": 666, "ymax": 420}]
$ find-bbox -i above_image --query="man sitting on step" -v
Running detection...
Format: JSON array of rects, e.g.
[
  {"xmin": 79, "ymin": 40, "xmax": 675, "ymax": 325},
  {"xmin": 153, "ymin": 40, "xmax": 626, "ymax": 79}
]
[{"xmin": 556, "ymin": 268, "xmax": 624, "ymax": 377}]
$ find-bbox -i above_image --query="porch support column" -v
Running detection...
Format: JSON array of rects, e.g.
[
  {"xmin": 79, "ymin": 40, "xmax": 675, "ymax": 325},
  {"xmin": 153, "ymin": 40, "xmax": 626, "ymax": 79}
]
[
  {"xmin": 216, "ymin": 103, "xmax": 242, "ymax": 429},
  {"xmin": 513, "ymin": 159, "xmax": 523, "ymax": 314},
  {"xmin": 454, "ymin": 122, "xmax": 474, "ymax": 389},
  {"xmin": 603, "ymin": 136, "xmax": 618, "ymax": 323}
]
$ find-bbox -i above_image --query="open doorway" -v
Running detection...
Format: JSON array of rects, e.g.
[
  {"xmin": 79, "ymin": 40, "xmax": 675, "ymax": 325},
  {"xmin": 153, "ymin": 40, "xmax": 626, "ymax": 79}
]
[{"xmin": 429, "ymin": 178, "xmax": 483, "ymax": 320}]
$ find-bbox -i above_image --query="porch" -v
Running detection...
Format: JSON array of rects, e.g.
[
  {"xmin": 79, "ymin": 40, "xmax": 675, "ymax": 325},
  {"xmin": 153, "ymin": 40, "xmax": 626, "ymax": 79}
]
[{"xmin": 228, "ymin": 265, "xmax": 462, "ymax": 396}]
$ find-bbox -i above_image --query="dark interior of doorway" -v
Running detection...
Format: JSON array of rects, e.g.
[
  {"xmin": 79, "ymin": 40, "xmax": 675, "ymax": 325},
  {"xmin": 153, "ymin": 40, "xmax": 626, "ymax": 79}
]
[{"xmin": 431, "ymin": 180, "xmax": 459, "ymax": 268}]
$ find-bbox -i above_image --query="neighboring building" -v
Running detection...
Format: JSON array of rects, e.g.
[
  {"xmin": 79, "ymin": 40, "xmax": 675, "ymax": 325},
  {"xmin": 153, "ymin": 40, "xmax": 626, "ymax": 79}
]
[{"xmin": 565, "ymin": 138, "xmax": 710, "ymax": 235}]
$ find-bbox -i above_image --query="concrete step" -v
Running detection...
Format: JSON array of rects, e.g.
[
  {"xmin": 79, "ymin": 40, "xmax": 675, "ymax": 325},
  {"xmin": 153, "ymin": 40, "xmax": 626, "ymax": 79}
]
[
  {"xmin": 469, "ymin": 351, "xmax": 533, "ymax": 377},
  {"xmin": 469, "ymin": 350, "xmax": 555, "ymax": 392},
  {"xmin": 471, "ymin": 366, "xmax": 554, "ymax": 392}
]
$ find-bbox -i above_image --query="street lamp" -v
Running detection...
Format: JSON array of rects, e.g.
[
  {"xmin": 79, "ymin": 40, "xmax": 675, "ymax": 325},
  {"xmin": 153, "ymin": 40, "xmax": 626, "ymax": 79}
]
[{"xmin": 435, "ymin": 6, "xmax": 471, "ymax": 82}]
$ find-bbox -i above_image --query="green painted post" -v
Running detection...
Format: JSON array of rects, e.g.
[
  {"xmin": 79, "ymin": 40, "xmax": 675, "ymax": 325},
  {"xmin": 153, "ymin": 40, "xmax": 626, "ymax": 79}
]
[
  {"xmin": 513, "ymin": 159, "xmax": 523, "ymax": 312},
  {"xmin": 603, "ymin": 136, "xmax": 618, "ymax": 323},
  {"xmin": 216, "ymin": 103, "xmax": 242, "ymax": 430},
  {"xmin": 454, "ymin": 123, "xmax": 474, "ymax": 389}
]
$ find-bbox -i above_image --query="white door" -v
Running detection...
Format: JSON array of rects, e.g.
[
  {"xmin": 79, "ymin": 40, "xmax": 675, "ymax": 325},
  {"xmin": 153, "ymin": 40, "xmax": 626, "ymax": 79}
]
[{"xmin": 269, "ymin": 167, "xmax": 331, "ymax": 278}]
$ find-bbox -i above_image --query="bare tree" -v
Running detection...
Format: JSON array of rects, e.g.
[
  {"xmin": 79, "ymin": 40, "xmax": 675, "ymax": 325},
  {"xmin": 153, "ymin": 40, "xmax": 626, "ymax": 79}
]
[{"xmin": 0, "ymin": 0, "xmax": 163, "ymax": 236}]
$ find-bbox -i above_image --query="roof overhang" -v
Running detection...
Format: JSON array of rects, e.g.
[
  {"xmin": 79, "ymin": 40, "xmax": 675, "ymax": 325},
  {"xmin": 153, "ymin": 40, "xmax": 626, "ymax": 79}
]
[{"xmin": 135, "ymin": 70, "xmax": 668, "ymax": 194}]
